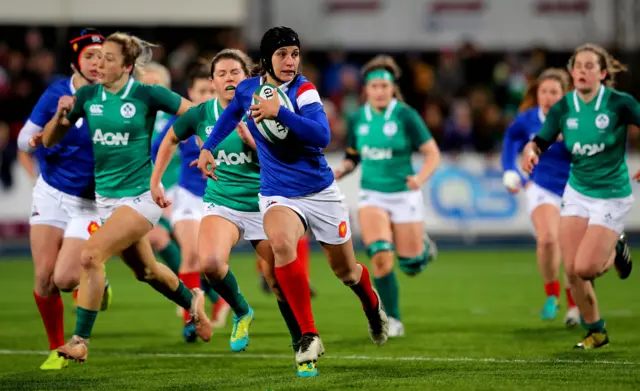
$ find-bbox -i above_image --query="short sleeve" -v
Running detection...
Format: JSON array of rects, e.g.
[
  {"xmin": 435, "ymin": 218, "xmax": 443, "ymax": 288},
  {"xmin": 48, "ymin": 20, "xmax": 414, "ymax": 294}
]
[
  {"xmin": 623, "ymin": 94, "xmax": 640, "ymax": 127},
  {"xmin": 28, "ymin": 89, "xmax": 57, "ymax": 127},
  {"xmin": 400, "ymin": 106, "xmax": 432, "ymax": 149},
  {"xmin": 172, "ymin": 106, "xmax": 200, "ymax": 140},
  {"xmin": 146, "ymin": 84, "xmax": 182, "ymax": 115},
  {"xmin": 536, "ymin": 99, "xmax": 566, "ymax": 142}
]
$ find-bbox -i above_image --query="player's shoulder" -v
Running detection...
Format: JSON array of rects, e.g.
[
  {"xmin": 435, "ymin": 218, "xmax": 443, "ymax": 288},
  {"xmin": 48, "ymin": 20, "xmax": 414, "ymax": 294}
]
[
  {"xmin": 607, "ymin": 87, "xmax": 636, "ymax": 107},
  {"xmin": 131, "ymin": 80, "xmax": 161, "ymax": 97},
  {"xmin": 290, "ymin": 75, "xmax": 317, "ymax": 96},
  {"xmin": 188, "ymin": 100, "xmax": 211, "ymax": 119},
  {"xmin": 516, "ymin": 107, "xmax": 540, "ymax": 123},
  {"xmin": 395, "ymin": 100, "xmax": 420, "ymax": 117},
  {"xmin": 44, "ymin": 77, "xmax": 73, "ymax": 97}
]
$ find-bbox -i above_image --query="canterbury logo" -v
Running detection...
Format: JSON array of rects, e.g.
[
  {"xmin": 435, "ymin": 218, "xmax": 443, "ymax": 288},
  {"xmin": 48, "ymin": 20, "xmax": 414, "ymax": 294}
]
[{"xmin": 89, "ymin": 104, "xmax": 103, "ymax": 115}]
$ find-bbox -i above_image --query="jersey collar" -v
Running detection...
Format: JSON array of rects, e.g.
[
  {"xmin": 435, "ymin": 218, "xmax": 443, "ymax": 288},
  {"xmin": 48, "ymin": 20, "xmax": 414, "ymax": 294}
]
[
  {"xmin": 212, "ymin": 98, "xmax": 221, "ymax": 121},
  {"xmin": 69, "ymin": 75, "xmax": 77, "ymax": 94},
  {"xmin": 537, "ymin": 106, "xmax": 546, "ymax": 123},
  {"xmin": 572, "ymin": 84, "xmax": 605, "ymax": 112},
  {"xmin": 364, "ymin": 98, "xmax": 398, "ymax": 122},
  {"xmin": 100, "ymin": 77, "xmax": 135, "ymax": 101},
  {"xmin": 261, "ymin": 75, "xmax": 294, "ymax": 92}
]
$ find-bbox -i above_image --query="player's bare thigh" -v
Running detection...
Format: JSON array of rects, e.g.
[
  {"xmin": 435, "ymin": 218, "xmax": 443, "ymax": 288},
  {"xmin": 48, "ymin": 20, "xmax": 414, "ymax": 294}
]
[
  {"xmin": 559, "ymin": 216, "xmax": 588, "ymax": 277},
  {"xmin": 82, "ymin": 206, "xmax": 153, "ymax": 268},
  {"xmin": 30, "ymin": 225, "xmax": 64, "ymax": 296},
  {"xmin": 573, "ymin": 225, "xmax": 618, "ymax": 279},
  {"xmin": 392, "ymin": 221, "xmax": 425, "ymax": 258},
  {"xmin": 263, "ymin": 206, "xmax": 305, "ymax": 265},
  {"xmin": 531, "ymin": 204, "xmax": 561, "ymax": 249},
  {"xmin": 174, "ymin": 219, "xmax": 200, "ymax": 273},
  {"xmin": 53, "ymin": 238, "xmax": 85, "ymax": 292},
  {"xmin": 198, "ymin": 215, "xmax": 240, "ymax": 279}
]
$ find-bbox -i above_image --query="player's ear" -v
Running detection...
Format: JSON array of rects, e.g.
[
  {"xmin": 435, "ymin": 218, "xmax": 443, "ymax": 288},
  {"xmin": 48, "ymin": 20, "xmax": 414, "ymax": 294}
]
[{"xmin": 125, "ymin": 64, "xmax": 134, "ymax": 74}]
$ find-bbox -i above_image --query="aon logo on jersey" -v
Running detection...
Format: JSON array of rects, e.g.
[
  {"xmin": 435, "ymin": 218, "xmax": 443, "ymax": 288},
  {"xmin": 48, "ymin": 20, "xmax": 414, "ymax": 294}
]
[
  {"xmin": 361, "ymin": 146, "xmax": 392, "ymax": 160},
  {"xmin": 93, "ymin": 129, "xmax": 130, "ymax": 146},
  {"xmin": 215, "ymin": 150, "xmax": 253, "ymax": 166},
  {"xmin": 572, "ymin": 142, "xmax": 604, "ymax": 156}
]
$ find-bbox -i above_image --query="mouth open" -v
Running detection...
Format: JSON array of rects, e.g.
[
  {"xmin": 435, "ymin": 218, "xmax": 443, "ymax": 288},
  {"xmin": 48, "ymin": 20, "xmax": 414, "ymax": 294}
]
[{"xmin": 225, "ymin": 85, "xmax": 236, "ymax": 91}]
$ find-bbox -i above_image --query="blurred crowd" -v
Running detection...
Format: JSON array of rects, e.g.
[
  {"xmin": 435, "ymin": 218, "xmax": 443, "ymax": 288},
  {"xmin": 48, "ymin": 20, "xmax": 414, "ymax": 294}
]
[{"xmin": 1, "ymin": 27, "xmax": 639, "ymax": 191}]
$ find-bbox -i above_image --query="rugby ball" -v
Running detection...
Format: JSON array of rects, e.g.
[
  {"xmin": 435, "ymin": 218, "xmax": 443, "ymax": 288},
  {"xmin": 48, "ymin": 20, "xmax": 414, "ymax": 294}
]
[{"xmin": 252, "ymin": 84, "xmax": 293, "ymax": 143}]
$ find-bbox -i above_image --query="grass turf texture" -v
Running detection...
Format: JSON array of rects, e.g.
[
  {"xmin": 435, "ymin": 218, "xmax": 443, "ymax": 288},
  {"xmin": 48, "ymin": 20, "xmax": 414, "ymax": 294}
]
[{"xmin": 0, "ymin": 250, "xmax": 639, "ymax": 390}]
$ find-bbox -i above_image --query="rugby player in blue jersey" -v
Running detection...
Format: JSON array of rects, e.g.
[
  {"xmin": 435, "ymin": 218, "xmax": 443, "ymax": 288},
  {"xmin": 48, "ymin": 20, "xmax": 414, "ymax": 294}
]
[{"xmin": 198, "ymin": 27, "xmax": 389, "ymax": 377}]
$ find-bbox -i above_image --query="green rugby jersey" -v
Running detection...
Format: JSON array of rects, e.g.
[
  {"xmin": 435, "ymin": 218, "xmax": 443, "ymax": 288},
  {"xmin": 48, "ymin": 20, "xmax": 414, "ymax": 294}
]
[
  {"xmin": 537, "ymin": 85, "xmax": 640, "ymax": 198},
  {"xmin": 173, "ymin": 98, "xmax": 261, "ymax": 212},
  {"xmin": 347, "ymin": 99, "xmax": 432, "ymax": 193},
  {"xmin": 67, "ymin": 78, "xmax": 182, "ymax": 198}
]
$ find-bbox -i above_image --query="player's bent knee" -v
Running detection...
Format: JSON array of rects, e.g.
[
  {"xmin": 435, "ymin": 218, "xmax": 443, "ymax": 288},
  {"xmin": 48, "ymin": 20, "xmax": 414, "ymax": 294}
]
[
  {"xmin": 80, "ymin": 245, "xmax": 104, "ymax": 271},
  {"xmin": 372, "ymin": 253, "xmax": 394, "ymax": 275},
  {"xmin": 536, "ymin": 232, "xmax": 558, "ymax": 249},
  {"xmin": 574, "ymin": 261, "xmax": 601, "ymax": 280},
  {"xmin": 268, "ymin": 232, "xmax": 297, "ymax": 259},
  {"xmin": 53, "ymin": 272, "xmax": 79, "ymax": 292},
  {"xmin": 201, "ymin": 254, "xmax": 227, "ymax": 280},
  {"xmin": 398, "ymin": 252, "xmax": 431, "ymax": 277}
]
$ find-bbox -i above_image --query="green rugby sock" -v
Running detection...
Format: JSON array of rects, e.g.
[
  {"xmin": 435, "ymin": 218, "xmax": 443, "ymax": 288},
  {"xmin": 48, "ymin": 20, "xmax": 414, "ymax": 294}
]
[
  {"xmin": 158, "ymin": 240, "xmax": 181, "ymax": 275},
  {"xmin": 374, "ymin": 270, "xmax": 400, "ymax": 320},
  {"xmin": 200, "ymin": 276, "xmax": 220, "ymax": 303},
  {"xmin": 74, "ymin": 307, "xmax": 99, "ymax": 339},
  {"xmin": 212, "ymin": 270, "xmax": 250, "ymax": 317}
]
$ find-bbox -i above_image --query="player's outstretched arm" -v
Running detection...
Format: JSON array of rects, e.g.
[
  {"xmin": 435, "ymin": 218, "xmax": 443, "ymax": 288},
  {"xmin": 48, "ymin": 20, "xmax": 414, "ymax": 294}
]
[
  {"xmin": 42, "ymin": 96, "xmax": 76, "ymax": 148},
  {"xmin": 201, "ymin": 95, "xmax": 244, "ymax": 152},
  {"xmin": 408, "ymin": 140, "xmax": 441, "ymax": 190},
  {"xmin": 150, "ymin": 126, "xmax": 181, "ymax": 208}
]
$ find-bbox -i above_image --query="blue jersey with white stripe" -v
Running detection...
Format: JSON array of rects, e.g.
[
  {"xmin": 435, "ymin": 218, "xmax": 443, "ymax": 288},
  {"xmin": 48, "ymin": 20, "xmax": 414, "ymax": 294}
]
[
  {"xmin": 28, "ymin": 77, "xmax": 95, "ymax": 199},
  {"xmin": 151, "ymin": 116, "xmax": 206, "ymax": 197},
  {"xmin": 202, "ymin": 75, "xmax": 333, "ymax": 197},
  {"xmin": 501, "ymin": 106, "xmax": 571, "ymax": 197}
]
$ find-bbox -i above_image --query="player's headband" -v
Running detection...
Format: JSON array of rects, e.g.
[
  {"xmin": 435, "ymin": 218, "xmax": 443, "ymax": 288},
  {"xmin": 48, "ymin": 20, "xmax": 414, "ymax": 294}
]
[
  {"xmin": 69, "ymin": 28, "xmax": 104, "ymax": 78},
  {"xmin": 365, "ymin": 69, "xmax": 395, "ymax": 83},
  {"xmin": 260, "ymin": 26, "xmax": 300, "ymax": 83}
]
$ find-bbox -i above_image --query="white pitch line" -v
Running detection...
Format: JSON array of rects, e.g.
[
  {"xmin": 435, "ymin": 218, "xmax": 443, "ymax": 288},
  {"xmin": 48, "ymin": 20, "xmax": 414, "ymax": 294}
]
[{"xmin": 0, "ymin": 349, "xmax": 637, "ymax": 366}]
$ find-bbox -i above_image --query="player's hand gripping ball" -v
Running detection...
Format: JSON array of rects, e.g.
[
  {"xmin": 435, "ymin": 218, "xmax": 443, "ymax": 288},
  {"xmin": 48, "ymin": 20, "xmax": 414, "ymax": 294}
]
[{"xmin": 251, "ymin": 84, "xmax": 293, "ymax": 144}]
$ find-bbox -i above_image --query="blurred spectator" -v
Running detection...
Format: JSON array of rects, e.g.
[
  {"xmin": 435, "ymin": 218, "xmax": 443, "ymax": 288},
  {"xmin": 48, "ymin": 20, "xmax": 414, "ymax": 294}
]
[
  {"xmin": 321, "ymin": 49, "xmax": 358, "ymax": 97},
  {"xmin": 329, "ymin": 65, "xmax": 361, "ymax": 119},
  {"xmin": 323, "ymin": 98, "xmax": 346, "ymax": 152},
  {"xmin": 493, "ymin": 53, "xmax": 528, "ymax": 116},
  {"xmin": 475, "ymin": 103, "xmax": 503, "ymax": 154},
  {"xmin": 24, "ymin": 28, "xmax": 43, "ymax": 55},
  {"xmin": 442, "ymin": 100, "xmax": 475, "ymax": 152},
  {"xmin": 422, "ymin": 101, "xmax": 445, "ymax": 146},
  {"xmin": 435, "ymin": 49, "xmax": 464, "ymax": 105},
  {"xmin": 0, "ymin": 120, "xmax": 16, "ymax": 191}
]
